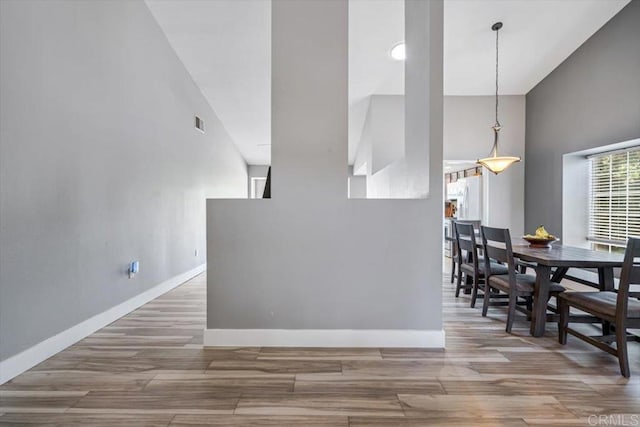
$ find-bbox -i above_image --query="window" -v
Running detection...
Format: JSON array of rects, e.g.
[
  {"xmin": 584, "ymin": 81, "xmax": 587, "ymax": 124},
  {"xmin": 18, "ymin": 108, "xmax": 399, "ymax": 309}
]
[{"xmin": 588, "ymin": 147, "xmax": 640, "ymax": 252}]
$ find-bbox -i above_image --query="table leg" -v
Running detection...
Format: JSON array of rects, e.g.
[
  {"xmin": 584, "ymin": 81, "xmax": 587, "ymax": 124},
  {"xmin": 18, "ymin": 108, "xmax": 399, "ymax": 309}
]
[
  {"xmin": 551, "ymin": 266, "xmax": 568, "ymax": 283},
  {"xmin": 598, "ymin": 267, "xmax": 615, "ymax": 291},
  {"xmin": 531, "ymin": 264, "xmax": 552, "ymax": 337}
]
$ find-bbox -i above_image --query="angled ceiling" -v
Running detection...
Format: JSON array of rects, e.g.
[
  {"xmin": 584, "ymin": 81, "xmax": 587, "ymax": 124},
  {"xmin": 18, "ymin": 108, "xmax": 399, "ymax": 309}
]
[
  {"xmin": 146, "ymin": 0, "xmax": 630, "ymax": 165},
  {"xmin": 145, "ymin": 0, "xmax": 271, "ymax": 166},
  {"xmin": 444, "ymin": 0, "xmax": 630, "ymax": 95}
]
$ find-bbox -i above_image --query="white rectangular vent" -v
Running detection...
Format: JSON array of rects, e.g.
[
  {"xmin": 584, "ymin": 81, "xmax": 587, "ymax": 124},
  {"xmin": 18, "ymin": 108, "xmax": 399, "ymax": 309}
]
[{"xmin": 195, "ymin": 116, "xmax": 205, "ymax": 133}]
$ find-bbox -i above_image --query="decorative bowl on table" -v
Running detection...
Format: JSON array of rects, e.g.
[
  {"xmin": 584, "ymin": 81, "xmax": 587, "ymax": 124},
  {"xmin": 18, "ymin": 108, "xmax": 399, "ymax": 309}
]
[
  {"xmin": 522, "ymin": 235, "xmax": 559, "ymax": 248},
  {"xmin": 523, "ymin": 226, "xmax": 558, "ymax": 248}
]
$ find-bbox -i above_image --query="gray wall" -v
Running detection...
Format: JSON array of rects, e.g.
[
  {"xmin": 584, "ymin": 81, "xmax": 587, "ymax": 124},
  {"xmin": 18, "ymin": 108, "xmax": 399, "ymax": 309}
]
[
  {"xmin": 206, "ymin": 0, "xmax": 444, "ymax": 337},
  {"xmin": 370, "ymin": 96, "xmax": 404, "ymax": 175},
  {"xmin": 0, "ymin": 0, "xmax": 248, "ymax": 361},
  {"xmin": 525, "ymin": 1, "xmax": 640, "ymax": 237}
]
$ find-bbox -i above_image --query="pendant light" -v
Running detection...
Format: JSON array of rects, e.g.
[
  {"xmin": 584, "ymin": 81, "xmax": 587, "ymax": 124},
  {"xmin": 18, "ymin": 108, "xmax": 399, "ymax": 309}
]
[{"xmin": 477, "ymin": 22, "xmax": 521, "ymax": 175}]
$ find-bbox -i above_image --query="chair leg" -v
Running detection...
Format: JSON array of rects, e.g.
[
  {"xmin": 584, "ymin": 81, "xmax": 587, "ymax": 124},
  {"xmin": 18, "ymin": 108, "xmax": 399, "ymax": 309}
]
[
  {"xmin": 615, "ymin": 321, "xmax": 630, "ymax": 378},
  {"xmin": 526, "ymin": 297, "xmax": 533, "ymax": 321},
  {"xmin": 450, "ymin": 258, "xmax": 456, "ymax": 283},
  {"xmin": 482, "ymin": 282, "xmax": 491, "ymax": 317},
  {"xmin": 455, "ymin": 271, "xmax": 464, "ymax": 298},
  {"xmin": 470, "ymin": 275, "xmax": 479, "ymax": 308},
  {"xmin": 558, "ymin": 298, "xmax": 568, "ymax": 345},
  {"xmin": 506, "ymin": 293, "xmax": 517, "ymax": 333},
  {"xmin": 602, "ymin": 320, "xmax": 611, "ymax": 336}
]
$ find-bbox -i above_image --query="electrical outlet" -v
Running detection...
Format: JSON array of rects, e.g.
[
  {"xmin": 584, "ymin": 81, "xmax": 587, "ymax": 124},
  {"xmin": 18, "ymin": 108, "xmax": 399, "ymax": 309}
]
[{"xmin": 128, "ymin": 261, "xmax": 139, "ymax": 279}]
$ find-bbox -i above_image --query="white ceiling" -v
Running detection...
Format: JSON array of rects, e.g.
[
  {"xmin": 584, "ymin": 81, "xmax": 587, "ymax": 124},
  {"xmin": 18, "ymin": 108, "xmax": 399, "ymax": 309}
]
[
  {"xmin": 444, "ymin": 0, "xmax": 629, "ymax": 95},
  {"xmin": 146, "ymin": 0, "xmax": 629, "ymax": 166}
]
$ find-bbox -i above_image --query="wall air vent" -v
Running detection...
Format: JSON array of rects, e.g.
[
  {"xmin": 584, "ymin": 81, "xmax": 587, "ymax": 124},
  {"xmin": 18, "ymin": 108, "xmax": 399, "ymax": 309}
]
[{"xmin": 195, "ymin": 116, "xmax": 205, "ymax": 133}]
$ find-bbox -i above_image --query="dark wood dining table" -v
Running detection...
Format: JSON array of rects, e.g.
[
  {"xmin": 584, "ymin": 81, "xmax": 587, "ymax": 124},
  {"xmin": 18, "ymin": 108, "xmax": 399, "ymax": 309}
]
[{"xmin": 510, "ymin": 242, "xmax": 625, "ymax": 337}]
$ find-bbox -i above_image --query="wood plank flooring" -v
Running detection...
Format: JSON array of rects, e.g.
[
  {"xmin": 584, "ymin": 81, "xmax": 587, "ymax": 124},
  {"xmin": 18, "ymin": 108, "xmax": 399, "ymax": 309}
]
[{"xmin": 1, "ymin": 269, "xmax": 639, "ymax": 426}]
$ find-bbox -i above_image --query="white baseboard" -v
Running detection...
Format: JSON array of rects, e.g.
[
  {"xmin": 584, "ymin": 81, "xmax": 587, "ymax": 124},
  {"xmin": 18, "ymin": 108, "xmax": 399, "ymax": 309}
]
[
  {"xmin": 0, "ymin": 264, "xmax": 206, "ymax": 385},
  {"xmin": 203, "ymin": 328, "xmax": 445, "ymax": 348}
]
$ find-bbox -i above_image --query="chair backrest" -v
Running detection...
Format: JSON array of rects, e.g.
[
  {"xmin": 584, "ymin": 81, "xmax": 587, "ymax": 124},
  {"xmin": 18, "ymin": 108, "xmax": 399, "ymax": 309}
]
[
  {"xmin": 455, "ymin": 222, "xmax": 478, "ymax": 269},
  {"xmin": 618, "ymin": 237, "xmax": 640, "ymax": 318},
  {"xmin": 480, "ymin": 226, "xmax": 517, "ymax": 283}
]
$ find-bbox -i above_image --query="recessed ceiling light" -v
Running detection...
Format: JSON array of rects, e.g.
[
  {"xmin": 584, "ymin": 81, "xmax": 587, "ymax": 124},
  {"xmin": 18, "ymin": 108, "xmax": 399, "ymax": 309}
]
[{"xmin": 390, "ymin": 42, "xmax": 406, "ymax": 61}]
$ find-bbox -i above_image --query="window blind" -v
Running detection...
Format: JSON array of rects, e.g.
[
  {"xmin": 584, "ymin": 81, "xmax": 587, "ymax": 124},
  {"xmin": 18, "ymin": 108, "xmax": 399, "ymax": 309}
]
[{"xmin": 588, "ymin": 147, "xmax": 640, "ymax": 247}]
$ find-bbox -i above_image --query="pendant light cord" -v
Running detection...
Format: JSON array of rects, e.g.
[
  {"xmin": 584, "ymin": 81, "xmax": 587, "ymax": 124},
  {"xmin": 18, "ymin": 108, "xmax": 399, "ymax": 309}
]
[
  {"xmin": 478, "ymin": 21, "xmax": 521, "ymax": 173},
  {"xmin": 495, "ymin": 26, "xmax": 500, "ymax": 128}
]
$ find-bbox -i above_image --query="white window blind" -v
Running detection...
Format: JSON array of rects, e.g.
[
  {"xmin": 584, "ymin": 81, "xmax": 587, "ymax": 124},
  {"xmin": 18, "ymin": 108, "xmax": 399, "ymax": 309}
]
[{"xmin": 588, "ymin": 147, "xmax": 640, "ymax": 249}]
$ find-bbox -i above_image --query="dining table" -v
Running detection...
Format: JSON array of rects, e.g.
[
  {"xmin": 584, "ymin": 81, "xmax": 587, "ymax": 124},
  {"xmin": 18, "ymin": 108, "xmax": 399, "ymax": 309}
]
[
  {"xmin": 509, "ymin": 241, "xmax": 625, "ymax": 337},
  {"xmin": 445, "ymin": 232, "xmax": 626, "ymax": 336}
]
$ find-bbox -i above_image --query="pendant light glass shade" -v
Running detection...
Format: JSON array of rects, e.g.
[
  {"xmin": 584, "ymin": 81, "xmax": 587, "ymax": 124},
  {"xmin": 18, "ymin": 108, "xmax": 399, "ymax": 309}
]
[
  {"xmin": 478, "ymin": 156, "xmax": 521, "ymax": 174},
  {"xmin": 477, "ymin": 22, "xmax": 521, "ymax": 175}
]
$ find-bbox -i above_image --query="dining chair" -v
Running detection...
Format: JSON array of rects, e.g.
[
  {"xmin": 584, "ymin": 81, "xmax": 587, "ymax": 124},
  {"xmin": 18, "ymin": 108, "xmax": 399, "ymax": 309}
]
[
  {"xmin": 455, "ymin": 222, "xmax": 508, "ymax": 307},
  {"xmin": 481, "ymin": 226, "xmax": 565, "ymax": 333},
  {"xmin": 454, "ymin": 222, "xmax": 476, "ymax": 299},
  {"xmin": 558, "ymin": 237, "xmax": 640, "ymax": 378}
]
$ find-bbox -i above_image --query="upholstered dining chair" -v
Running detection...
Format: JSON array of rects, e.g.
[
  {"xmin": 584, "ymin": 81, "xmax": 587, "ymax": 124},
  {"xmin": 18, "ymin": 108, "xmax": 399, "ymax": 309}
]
[
  {"xmin": 453, "ymin": 221, "xmax": 473, "ymax": 298},
  {"xmin": 455, "ymin": 222, "xmax": 507, "ymax": 307},
  {"xmin": 558, "ymin": 237, "xmax": 640, "ymax": 378},
  {"xmin": 481, "ymin": 226, "xmax": 565, "ymax": 333}
]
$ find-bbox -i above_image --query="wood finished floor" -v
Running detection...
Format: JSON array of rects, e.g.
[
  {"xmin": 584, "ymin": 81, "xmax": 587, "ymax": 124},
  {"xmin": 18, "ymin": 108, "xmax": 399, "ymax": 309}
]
[{"xmin": 1, "ymin": 269, "xmax": 639, "ymax": 426}]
